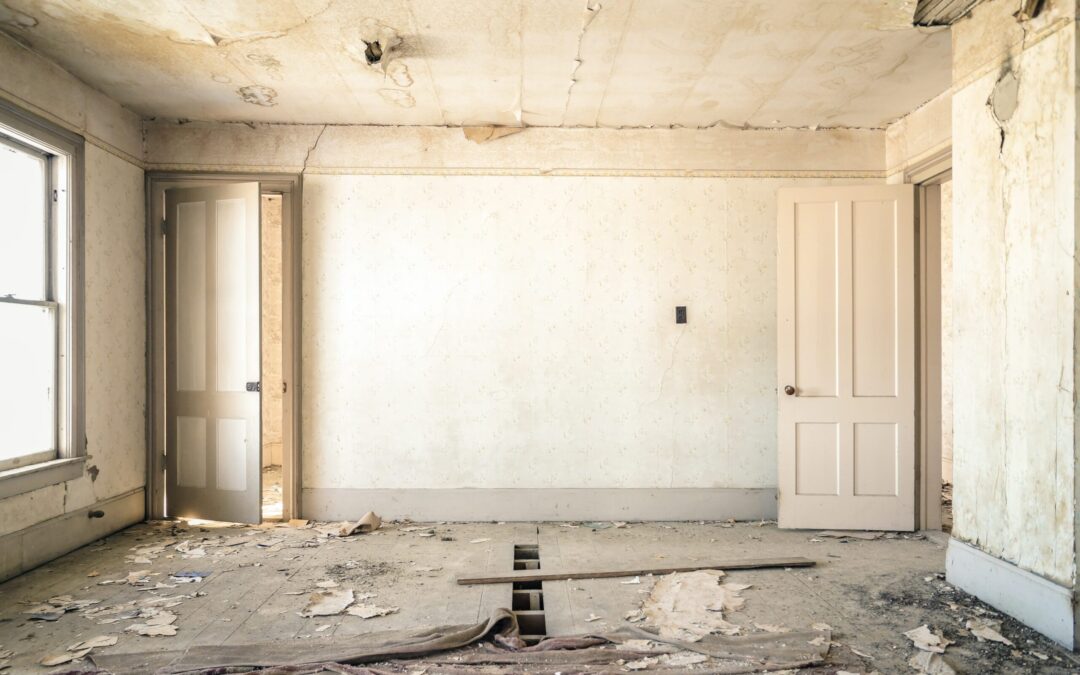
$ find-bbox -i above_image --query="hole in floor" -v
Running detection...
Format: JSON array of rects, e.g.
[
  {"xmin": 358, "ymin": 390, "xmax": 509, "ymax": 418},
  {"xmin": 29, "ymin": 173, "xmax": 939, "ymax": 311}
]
[{"xmin": 512, "ymin": 544, "xmax": 546, "ymax": 644}]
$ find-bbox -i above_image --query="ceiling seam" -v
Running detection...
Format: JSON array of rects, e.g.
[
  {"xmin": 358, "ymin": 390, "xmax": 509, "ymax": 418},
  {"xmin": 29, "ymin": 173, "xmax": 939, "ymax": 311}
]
[{"xmin": 559, "ymin": 0, "xmax": 602, "ymax": 127}]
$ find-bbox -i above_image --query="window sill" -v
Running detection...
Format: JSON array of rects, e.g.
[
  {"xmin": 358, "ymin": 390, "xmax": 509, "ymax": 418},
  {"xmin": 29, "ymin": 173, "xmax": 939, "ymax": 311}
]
[{"xmin": 0, "ymin": 457, "xmax": 85, "ymax": 500}]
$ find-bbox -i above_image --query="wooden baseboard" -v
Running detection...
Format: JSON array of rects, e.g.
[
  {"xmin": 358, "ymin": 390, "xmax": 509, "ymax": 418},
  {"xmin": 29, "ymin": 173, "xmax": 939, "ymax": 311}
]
[{"xmin": 0, "ymin": 488, "xmax": 144, "ymax": 583}]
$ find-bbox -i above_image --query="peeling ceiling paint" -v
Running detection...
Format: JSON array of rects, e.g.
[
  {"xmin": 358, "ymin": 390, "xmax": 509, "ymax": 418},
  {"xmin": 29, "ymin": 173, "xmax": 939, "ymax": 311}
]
[{"xmin": 0, "ymin": 0, "xmax": 951, "ymax": 129}]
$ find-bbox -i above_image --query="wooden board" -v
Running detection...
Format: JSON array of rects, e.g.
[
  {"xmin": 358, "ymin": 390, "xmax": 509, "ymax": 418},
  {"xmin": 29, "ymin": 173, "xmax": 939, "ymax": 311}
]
[{"xmin": 457, "ymin": 557, "xmax": 815, "ymax": 585}]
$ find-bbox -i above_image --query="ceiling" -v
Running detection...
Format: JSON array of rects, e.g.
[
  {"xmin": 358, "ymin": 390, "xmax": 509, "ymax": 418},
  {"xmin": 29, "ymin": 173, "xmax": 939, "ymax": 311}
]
[{"xmin": 0, "ymin": 0, "xmax": 951, "ymax": 129}]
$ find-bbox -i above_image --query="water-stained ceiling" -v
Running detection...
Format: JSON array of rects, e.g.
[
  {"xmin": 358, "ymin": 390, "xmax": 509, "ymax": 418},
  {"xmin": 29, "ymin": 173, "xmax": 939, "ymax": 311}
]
[{"xmin": 0, "ymin": 0, "xmax": 951, "ymax": 129}]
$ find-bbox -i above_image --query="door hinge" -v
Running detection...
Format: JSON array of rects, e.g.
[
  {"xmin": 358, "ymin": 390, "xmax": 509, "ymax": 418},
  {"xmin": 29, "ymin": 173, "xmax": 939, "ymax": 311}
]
[
  {"xmin": 246, "ymin": 381, "xmax": 261, "ymax": 392},
  {"xmin": 282, "ymin": 381, "xmax": 287, "ymax": 394},
  {"xmin": 161, "ymin": 219, "xmax": 167, "ymax": 235},
  {"xmin": 52, "ymin": 189, "xmax": 59, "ymax": 203}
]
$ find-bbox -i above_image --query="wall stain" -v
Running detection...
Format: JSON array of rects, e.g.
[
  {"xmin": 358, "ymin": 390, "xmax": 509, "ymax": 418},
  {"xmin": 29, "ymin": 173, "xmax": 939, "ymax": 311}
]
[
  {"xmin": 378, "ymin": 88, "xmax": 415, "ymax": 108},
  {"xmin": 237, "ymin": 84, "xmax": 278, "ymax": 106}
]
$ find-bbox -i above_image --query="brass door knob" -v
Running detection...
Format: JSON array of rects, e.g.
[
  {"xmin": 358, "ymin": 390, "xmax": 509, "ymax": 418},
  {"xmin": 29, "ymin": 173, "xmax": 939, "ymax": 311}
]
[{"xmin": 784, "ymin": 385, "xmax": 796, "ymax": 396}]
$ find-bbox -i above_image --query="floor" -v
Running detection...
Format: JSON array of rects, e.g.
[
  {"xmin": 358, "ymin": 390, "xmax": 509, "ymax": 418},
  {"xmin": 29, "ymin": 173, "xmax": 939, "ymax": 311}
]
[{"xmin": 0, "ymin": 520, "xmax": 1076, "ymax": 673}]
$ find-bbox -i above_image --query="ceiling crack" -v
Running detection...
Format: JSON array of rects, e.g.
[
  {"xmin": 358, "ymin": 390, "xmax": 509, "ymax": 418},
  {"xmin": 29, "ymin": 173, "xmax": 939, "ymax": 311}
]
[{"xmin": 560, "ymin": 0, "xmax": 602, "ymax": 126}]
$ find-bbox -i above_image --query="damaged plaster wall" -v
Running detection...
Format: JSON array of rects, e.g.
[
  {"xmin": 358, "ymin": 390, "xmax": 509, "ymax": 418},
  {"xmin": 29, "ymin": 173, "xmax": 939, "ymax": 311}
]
[
  {"xmin": 0, "ymin": 32, "xmax": 145, "ymax": 576},
  {"xmin": 949, "ymin": 0, "xmax": 1077, "ymax": 588},
  {"xmin": 300, "ymin": 173, "xmax": 869, "ymax": 518}
]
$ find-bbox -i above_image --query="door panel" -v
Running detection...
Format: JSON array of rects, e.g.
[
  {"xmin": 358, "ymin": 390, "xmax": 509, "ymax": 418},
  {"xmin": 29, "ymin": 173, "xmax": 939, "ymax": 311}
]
[
  {"xmin": 166, "ymin": 183, "xmax": 261, "ymax": 524},
  {"xmin": 778, "ymin": 185, "xmax": 914, "ymax": 531}
]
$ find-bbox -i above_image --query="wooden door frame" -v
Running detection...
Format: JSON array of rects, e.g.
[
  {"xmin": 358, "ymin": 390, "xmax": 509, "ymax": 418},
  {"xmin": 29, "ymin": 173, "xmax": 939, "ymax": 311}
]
[
  {"xmin": 146, "ymin": 172, "xmax": 303, "ymax": 522},
  {"xmin": 908, "ymin": 148, "xmax": 952, "ymax": 531}
]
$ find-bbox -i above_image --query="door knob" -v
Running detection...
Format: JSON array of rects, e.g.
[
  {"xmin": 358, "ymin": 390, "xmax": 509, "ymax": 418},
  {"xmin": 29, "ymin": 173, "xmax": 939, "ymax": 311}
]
[{"xmin": 784, "ymin": 385, "xmax": 796, "ymax": 396}]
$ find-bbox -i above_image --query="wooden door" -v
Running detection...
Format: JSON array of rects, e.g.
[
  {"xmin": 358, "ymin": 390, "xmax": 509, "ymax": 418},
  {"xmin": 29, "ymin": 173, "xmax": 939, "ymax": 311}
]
[
  {"xmin": 165, "ymin": 183, "xmax": 261, "ymax": 524},
  {"xmin": 777, "ymin": 185, "xmax": 915, "ymax": 531}
]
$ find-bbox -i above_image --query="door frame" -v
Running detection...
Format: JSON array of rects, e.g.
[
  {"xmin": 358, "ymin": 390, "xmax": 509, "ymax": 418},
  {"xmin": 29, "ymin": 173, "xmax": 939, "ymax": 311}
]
[
  {"xmin": 908, "ymin": 148, "xmax": 952, "ymax": 531},
  {"xmin": 146, "ymin": 172, "xmax": 303, "ymax": 522}
]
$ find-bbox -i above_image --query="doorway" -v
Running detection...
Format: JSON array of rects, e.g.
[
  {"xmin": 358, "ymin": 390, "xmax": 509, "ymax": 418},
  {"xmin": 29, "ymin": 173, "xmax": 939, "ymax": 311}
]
[
  {"xmin": 916, "ymin": 159, "xmax": 953, "ymax": 533},
  {"xmin": 146, "ymin": 174, "xmax": 301, "ymax": 524}
]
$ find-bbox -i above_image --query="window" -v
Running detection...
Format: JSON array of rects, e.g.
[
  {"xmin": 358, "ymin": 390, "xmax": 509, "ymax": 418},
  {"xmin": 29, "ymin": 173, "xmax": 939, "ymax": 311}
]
[{"xmin": 0, "ymin": 101, "xmax": 83, "ymax": 476}]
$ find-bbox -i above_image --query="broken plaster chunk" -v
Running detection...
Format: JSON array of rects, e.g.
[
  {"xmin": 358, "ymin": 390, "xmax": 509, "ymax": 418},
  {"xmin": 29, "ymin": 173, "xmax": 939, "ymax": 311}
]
[
  {"xmin": 641, "ymin": 570, "xmax": 747, "ymax": 641},
  {"xmin": 346, "ymin": 603, "xmax": 398, "ymax": 619},
  {"xmin": 965, "ymin": 618, "xmax": 1013, "ymax": 646},
  {"xmin": 126, "ymin": 624, "xmax": 178, "ymax": 637},
  {"xmin": 909, "ymin": 650, "xmax": 958, "ymax": 674},
  {"xmin": 300, "ymin": 588, "xmax": 355, "ymax": 617},
  {"xmin": 40, "ymin": 648, "xmax": 92, "ymax": 666},
  {"xmin": 68, "ymin": 635, "xmax": 118, "ymax": 651},
  {"xmin": 903, "ymin": 624, "xmax": 953, "ymax": 653}
]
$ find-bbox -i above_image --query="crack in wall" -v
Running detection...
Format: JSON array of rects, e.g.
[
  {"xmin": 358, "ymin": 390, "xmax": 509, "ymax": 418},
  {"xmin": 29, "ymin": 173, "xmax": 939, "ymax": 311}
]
[
  {"xmin": 301, "ymin": 124, "xmax": 328, "ymax": 174},
  {"xmin": 560, "ymin": 0, "xmax": 602, "ymax": 127}
]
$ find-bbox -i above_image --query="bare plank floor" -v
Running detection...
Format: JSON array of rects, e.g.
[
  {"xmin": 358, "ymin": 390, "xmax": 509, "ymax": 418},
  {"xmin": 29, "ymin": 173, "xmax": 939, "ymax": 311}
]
[{"xmin": 0, "ymin": 520, "xmax": 1076, "ymax": 673}]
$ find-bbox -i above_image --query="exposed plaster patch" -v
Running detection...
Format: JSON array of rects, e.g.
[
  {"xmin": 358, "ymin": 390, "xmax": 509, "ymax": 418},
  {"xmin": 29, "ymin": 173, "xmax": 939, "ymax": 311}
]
[
  {"xmin": 237, "ymin": 84, "xmax": 278, "ymax": 106},
  {"xmin": 378, "ymin": 88, "xmax": 415, "ymax": 108},
  {"xmin": 989, "ymin": 67, "xmax": 1019, "ymax": 126}
]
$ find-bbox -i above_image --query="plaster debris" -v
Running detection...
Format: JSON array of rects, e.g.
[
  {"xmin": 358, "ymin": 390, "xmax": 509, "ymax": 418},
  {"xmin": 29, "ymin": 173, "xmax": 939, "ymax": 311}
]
[
  {"xmin": 641, "ymin": 570, "xmax": 749, "ymax": 641},
  {"xmin": 300, "ymin": 588, "xmax": 355, "ymax": 617},
  {"xmin": 754, "ymin": 622, "xmax": 789, "ymax": 633},
  {"xmin": 908, "ymin": 650, "xmax": 958, "ymax": 674},
  {"xmin": 40, "ymin": 648, "xmax": 91, "ymax": 666},
  {"xmin": 624, "ymin": 656, "xmax": 659, "ymax": 669},
  {"xmin": 68, "ymin": 635, "xmax": 119, "ymax": 651},
  {"xmin": 469, "ymin": 538, "xmax": 492, "ymax": 544},
  {"xmin": 23, "ymin": 595, "xmax": 101, "ymax": 621},
  {"xmin": 346, "ymin": 603, "xmax": 399, "ymax": 619},
  {"xmin": 316, "ymin": 511, "xmax": 381, "ymax": 537},
  {"xmin": 903, "ymin": 624, "xmax": 952, "ymax": 653},
  {"xmin": 621, "ymin": 576, "xmax": 641, "ymax": 585},
  {"xmin": 965, "ymin": 618, "xmax": 1013, "ymax": 646},
  {"xmin": 170, "ymin": 571, "xmax": 210, "ymax": 583},
  {"xmin": 462, "ymin": 126, "xmax": 524, "ymax": 143},
  {"xmin": 585, "ymin": 613, "xmax": 602, "ymax": 622},
  {"xmin": 237, "ymin": 84, "xmax": 278, "ymax": 106}
]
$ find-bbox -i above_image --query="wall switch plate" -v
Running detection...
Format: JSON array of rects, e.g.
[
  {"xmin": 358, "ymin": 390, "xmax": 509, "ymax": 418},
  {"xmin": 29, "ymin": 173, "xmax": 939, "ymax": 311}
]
[{"xmin": 676, "ymin": 306, "xmax": 687, "ymax": 324}]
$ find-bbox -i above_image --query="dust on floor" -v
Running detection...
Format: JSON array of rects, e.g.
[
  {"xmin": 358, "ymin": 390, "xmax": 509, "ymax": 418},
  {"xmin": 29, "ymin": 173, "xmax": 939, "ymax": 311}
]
[{"xmin": 0, "ymin": 520, "xmax": 1075, "ymax": 673}]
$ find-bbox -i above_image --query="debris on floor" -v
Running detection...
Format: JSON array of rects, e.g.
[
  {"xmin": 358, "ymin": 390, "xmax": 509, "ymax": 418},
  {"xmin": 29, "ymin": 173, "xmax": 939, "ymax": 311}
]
[
  {"xmin": 315, "ymin": 511, "xmax": 382, "ymax": 537},
  {"xmin": 904, "ymin": 624, "xmax": 953, "ymax": 653},
  {"xmin": 818, "ymin": 530, "xmax": 884, "ymax": 540},
  {"xmin": 966, "ymin": 617, "xmax": 1013, "ymax": 645},
  {"xmin": 641, "ymin": 570, "xmax": 749, "ymax": 640},
  {"xmin": 300, "ymin": 588, "xmax": 355, "ymax": 617}
]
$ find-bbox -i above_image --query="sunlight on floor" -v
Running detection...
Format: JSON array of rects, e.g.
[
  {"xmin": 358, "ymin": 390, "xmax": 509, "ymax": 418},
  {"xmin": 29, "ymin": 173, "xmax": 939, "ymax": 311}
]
[{"xmin": 262, "ymin": 464, "xmax": 283, "ymax": 521}]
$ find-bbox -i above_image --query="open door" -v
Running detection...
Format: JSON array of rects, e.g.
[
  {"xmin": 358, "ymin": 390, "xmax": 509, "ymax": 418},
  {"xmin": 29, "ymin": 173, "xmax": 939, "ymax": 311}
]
[
  {"xmin": 165, "ymin": 183, "xmax": 261, "ymax": 523},
  {"xmin": 777, "ymin": 185, "xmax": 915, "ymax": 531}
]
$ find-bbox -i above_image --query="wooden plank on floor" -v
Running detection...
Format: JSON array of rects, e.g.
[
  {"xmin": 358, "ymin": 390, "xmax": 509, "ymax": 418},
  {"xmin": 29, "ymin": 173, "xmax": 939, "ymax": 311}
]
[{"xmin": 457, "ymin": 556, "xmax": 815, "ymax": 584}]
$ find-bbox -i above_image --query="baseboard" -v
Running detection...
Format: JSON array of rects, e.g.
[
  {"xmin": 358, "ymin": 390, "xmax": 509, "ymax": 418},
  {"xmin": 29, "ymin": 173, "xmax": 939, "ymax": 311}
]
[
  {"xmin": 946, "ymin": 537, "xmax": 1076, "ymax": 649},
  {"xmin": 0, "ymin": 487, "xmax": 145, "ymax": 583},
  {"xmin": 302, "ymin": 487, "xmax": 776, "ymax": 522}
]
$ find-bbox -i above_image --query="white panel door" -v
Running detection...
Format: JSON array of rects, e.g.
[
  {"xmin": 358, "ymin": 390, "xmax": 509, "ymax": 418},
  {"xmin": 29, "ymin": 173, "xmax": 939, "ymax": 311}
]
[
  {"xmin": 777, "ymin": 185, "xmax": 915, "ymax": 531},
  {"xmin": 166, "ymin": 183, "xmax": 261, "ymax": 524}
]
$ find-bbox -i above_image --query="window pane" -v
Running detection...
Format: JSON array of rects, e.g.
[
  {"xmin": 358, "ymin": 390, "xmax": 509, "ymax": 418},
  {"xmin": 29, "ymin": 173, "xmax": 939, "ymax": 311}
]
[
  {"xmin": 0, "ymin": 302, "xmax": 55, "ymax": 463},
  {"xmin": 0, "ymin": 142, "xmax": 47, "ymax": 300}
]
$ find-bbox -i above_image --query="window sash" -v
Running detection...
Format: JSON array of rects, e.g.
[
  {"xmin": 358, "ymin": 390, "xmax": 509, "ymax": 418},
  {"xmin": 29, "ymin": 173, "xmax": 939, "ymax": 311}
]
[{"xmin": 0, "ymin": 135, "xmax": 59, "ymax": 470}]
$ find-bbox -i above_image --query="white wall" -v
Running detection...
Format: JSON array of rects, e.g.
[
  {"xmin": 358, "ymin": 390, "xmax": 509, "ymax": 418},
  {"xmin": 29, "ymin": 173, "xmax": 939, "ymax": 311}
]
[{"xmin": 0, "ymin": 33, "xmax": 145, "ymax": 577}]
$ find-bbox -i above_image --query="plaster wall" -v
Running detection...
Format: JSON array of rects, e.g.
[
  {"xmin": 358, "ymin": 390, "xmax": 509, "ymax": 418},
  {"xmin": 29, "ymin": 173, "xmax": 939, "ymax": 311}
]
[
  {"xmin": 885, "ymin": 88, "xmax": 952, "ymax": 182},
  {"xmin": 261, "ymin": 194, "xmax": 284, "ymax": 468},
  {"xmin": 949, "ymin": 0, "xmax": 1078, "ymax": 587},
  {"xmin": 0, "ymin": 34, "xmax": 145, "ymax": 566},
  {"xmin": 300, "ymin": 173, "xmax": 867, "ymax": 498}
]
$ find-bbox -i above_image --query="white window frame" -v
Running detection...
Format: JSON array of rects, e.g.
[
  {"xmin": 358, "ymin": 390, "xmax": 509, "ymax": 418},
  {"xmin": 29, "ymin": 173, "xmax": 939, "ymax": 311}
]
[{"xmin": 0, "ymin": 99, "xmax": 85, "ymax": 497}]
